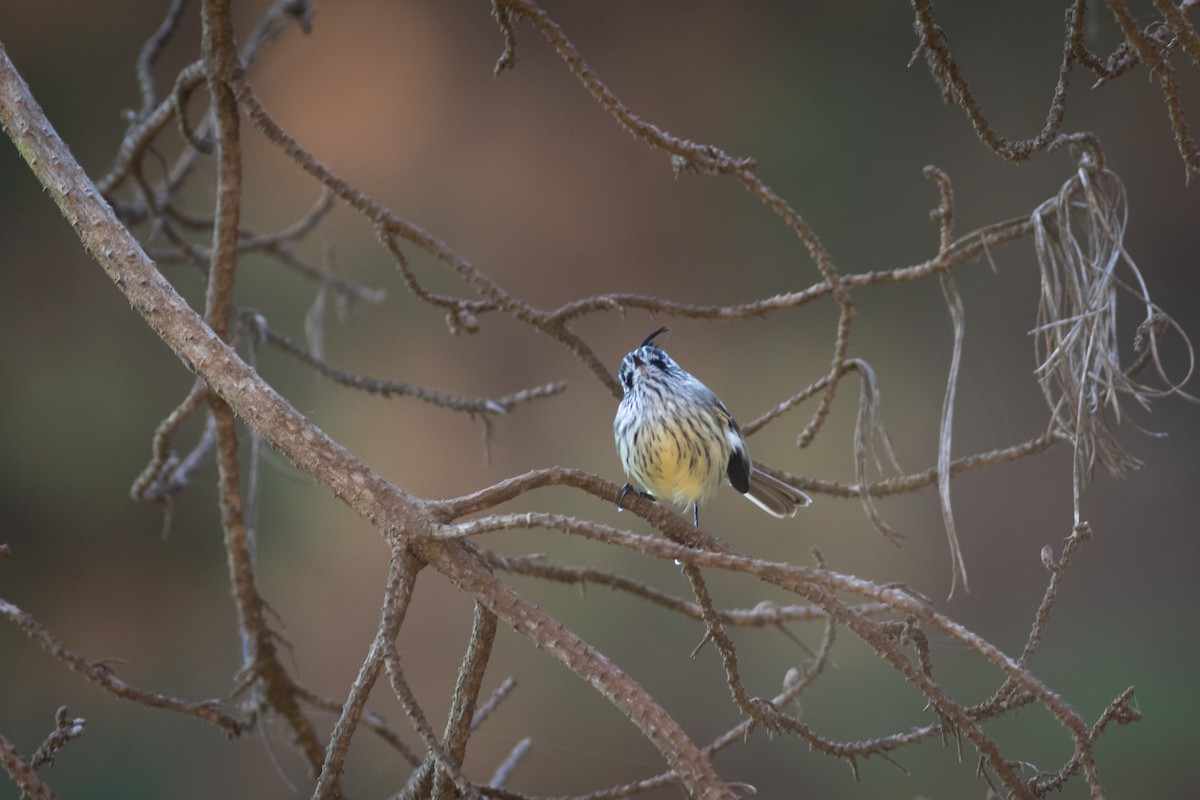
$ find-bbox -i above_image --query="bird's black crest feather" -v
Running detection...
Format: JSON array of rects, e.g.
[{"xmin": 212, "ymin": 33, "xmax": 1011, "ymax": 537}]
[{"xmin": 640, "ymin": 326, "xmax": 670, "ymax": 348}]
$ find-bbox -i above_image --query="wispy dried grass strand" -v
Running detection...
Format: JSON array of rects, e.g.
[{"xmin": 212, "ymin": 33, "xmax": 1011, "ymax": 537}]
[{"xmin": 1031, "ymin": 160, "xmax": 1196, "ymax": 521}]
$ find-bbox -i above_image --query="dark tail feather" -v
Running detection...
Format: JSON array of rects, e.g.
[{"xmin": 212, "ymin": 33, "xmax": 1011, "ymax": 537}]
[{"xmin": 743, "ymin": 468, "xmax": 811, "ymax": 518}]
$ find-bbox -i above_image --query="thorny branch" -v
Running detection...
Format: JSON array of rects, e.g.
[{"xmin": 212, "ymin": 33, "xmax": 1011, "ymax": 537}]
[
  {"xmin": 0, "ymin": 732, "xmax": 57, "ymax": 800},
  {"xmin": 0, "ymin": 596, "xmax": 242, "ymax": 735},
  {"xmin": 238, "ymin": 308, "xmax": 567, "ymax": 416},
  {"xmin": 315, "ymin": 549, "xmax": 421, "ymax": 800},
  {"xmin": 911, "ymin": 0, "xmax": 1200, "ymax": 176},
  {"xmin": 400, "ymin": 601, "xmax": 499, "ymax": 800},
  {"xmin": 200, "ymin": 0, "xmax": 326, "ymax": 778},
  {"xmin": 1, "ymin": 0, "xmax": 1195, "ymax": 798}
]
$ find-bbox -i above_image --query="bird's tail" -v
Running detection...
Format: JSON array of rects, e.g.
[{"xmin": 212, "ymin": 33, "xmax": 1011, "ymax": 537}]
[{"xmin": 743, "ymin": 468, "xmax": 811, "ymax": 518}]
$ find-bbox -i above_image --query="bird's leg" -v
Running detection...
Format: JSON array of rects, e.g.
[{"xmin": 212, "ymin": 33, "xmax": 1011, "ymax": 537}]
[
  {"xmin": 692, "ymin": 503, "xmax": 699, "ymax": 528},
  {"xmin": 616, "ymin": 483, "xmax": 656, "ymax": 512}
]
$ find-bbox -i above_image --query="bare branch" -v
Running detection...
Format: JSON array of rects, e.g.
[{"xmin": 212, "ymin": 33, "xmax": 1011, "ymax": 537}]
[
  {"xmin": 418, "ymin": 539, "xmax": 739, "ymax": 799},
  {"xmin": 1107, "ymin": 0, "xmax": 1200, "ymax": 176},
  {"xmin": 129, "ymin": 379, "xmax": 208, "ymax": 507},
  {"xmin": 0, "ymin": 732, "xmax": 57, "ymax": 800},
  {"xmin": 29, "ymin": 707, "xmax": 86, "ymax": 771},
  {"xmin": 491, "ymin": 0, "xmax": 519, "ymax": 75},
  {"xmin": 315, "ymin": 549, "xmax": 422, "ymax": 799},
  {"xmin": 404, "ymin": 601, "xmax": 500, "ymax": 800},
  {"xmin": 486, "ymin": 737, "xmax": 531, "ymax": 790},
  {"xmin": 240, "ymin": 309, "xmax": 566, "ymax": 416},
  {"xmin": 296, "ymin": 686, "xmax": 422, "ymax": 768},
  {"xmin": 483, "ymin": 550, "xmax": 891, "ymax": 627},
  {"xmin": 912, "ymin": 0, "xmax": 1200, "ymax": 175},
  {"xmin": 0, "ymin": 598, "xmax": 242, "ymax": 734},
  {"xmin": 387, "ymin": 642, "xmax": 481, "ymax": 800},
  {"xmin": 133, "ymin": 0, "xmax": 191, "ymax": 121},
  {"xmin": 909, "ymin": 0, "xmax": 1079, "ymax": 163}
]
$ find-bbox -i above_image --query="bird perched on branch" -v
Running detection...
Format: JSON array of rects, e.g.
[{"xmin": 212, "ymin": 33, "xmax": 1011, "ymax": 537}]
[{"xmin": 613, "ymin": 326, "xmax": 810, "ymax": 528}]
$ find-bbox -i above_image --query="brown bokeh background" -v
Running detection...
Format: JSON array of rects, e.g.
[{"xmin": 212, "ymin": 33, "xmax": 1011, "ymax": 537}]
[{"xmin": 1, "ymin": 2, "xmax": 1198, "ymax": 798}]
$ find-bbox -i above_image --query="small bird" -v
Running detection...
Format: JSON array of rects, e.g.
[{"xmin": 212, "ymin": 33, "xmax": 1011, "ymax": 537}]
[{"xmin": 613, "ymin": 326, "xmax": 811, "ymax": 527}]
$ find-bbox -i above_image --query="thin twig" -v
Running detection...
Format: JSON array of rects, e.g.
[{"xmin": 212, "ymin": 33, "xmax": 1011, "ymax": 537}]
[
  {"xmin": 134, "ymin": 0, "xmax": 192, "ymax": 120},
  {"xmin": 486, "ymin": 738, "xmax": 531, "ymax": 789},
  {"xmin": 1107, "ymin": 0, "xmax": 1200, "ymax": 176},
  {"xmin": 296, "ymin": 686, "xmax": 423, "ymax": 768},
  {"xmin": 29, "ymin": 707, "xmax": 86, "ymax": 770},
  {"xmin": 240, "ymin": 309, "xmax": 566, "ymax": 416},
  {"xmin": 129, "ymin": 379, "xmax": 208, "ymax": 506},
  {"xmin": 910, "ymin": 0, "xmax": 1080, "ymax": 162},
  {"xmin": 315, "ymin": 549, "xmax": 421, "ymax": 799},
  {"xmin": 387, "ymin": 645, "xmax": 482, "ymax": 800},
  {"xmin": 0, "ymin": 598, "xmax": 242, "ymax": 734},
  {"xmin": 483, "ymin": 550, "xmax": 891, "ymax": 627},
  {"xmin": 436, "ymin": 604, "xmax": 499, "ymax": 798}
]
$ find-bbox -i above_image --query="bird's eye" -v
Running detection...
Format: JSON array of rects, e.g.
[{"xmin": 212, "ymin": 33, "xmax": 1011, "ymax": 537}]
[
  {"xmin": 648, "ymin": 353, "xmax": 667, "ymax": 371},
  {"xmin": 620, "ymin": 366, "xmax": 633, "ymax": 390}
]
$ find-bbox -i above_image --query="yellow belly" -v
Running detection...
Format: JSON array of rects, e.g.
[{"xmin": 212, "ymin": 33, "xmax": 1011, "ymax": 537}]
[
  {"xmin": 615, "ymin": 397, "xmax": 730, "ymax": 509},
  {"xmin": 636, "ymin": 433, "xmax": 723, "ymax": 508}
]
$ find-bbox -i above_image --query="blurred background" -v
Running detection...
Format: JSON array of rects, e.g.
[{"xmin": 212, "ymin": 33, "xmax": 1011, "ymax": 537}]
[{"xmin": 1, "ymin": 1, "xmax": 1198, "ymax": 798}]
